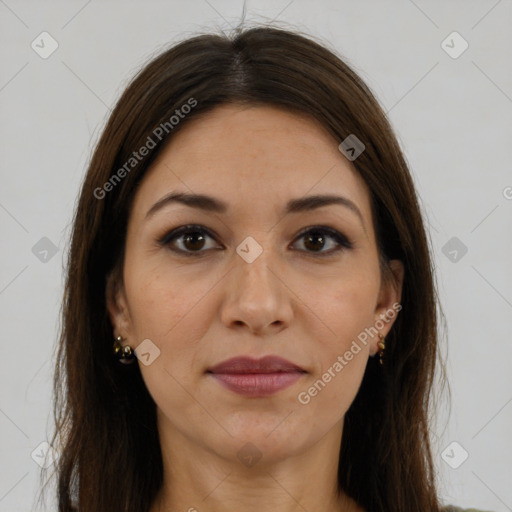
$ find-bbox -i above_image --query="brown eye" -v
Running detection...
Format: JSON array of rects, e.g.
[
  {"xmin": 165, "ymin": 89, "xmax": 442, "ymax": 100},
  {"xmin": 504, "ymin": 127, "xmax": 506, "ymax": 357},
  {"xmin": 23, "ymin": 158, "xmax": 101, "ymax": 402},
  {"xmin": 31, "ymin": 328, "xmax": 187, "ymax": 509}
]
[
  {"xmin": 292, "ymin": 226, "xmax": 353, "ymax": 256},
  {"xmin": 159, "ymin": 225, "xmax": 219, "ymax": 256},
  {"xmin": 159, "ymin": 224, "xmax": 353, "ymax": 258},
  {"xmin": 303, "ymin": 231, "xmax": 327, "ymax": 252},
  {"xmin": 181, "ymin": 231, "xmax": 207, "ymax": 251}
]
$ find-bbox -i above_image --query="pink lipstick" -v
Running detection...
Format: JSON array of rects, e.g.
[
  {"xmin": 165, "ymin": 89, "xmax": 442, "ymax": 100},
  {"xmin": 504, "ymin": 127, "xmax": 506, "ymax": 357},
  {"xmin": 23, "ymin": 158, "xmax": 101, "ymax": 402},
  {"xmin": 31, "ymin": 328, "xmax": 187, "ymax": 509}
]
[{"xmin": 207, "ymin": 356, "xmax": 306, "ymax": 397}]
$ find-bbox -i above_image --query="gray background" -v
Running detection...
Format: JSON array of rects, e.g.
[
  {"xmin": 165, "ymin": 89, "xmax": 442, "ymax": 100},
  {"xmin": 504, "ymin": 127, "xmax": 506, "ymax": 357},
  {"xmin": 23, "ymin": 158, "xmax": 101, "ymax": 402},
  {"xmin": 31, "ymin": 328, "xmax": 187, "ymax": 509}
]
[{"xmin": 1, "ymin": 1, "xmax": 511, "ymax": 511}]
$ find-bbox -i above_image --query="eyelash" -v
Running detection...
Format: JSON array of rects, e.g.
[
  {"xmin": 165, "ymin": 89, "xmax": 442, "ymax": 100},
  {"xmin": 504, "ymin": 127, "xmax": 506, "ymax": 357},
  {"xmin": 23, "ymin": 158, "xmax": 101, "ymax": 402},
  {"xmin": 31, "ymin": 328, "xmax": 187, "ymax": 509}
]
[{"xmin": 157, "ymin": 224, "xmax": 353, "ymax": 258}]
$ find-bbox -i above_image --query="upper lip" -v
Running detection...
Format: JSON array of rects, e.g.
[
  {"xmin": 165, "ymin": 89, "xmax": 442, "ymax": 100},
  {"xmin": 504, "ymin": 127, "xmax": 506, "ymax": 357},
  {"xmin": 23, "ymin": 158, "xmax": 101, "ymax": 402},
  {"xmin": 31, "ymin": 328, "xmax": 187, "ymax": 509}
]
[{"xmin": 207, "ymin": 356, "xmax": 306, "ymax": 374}]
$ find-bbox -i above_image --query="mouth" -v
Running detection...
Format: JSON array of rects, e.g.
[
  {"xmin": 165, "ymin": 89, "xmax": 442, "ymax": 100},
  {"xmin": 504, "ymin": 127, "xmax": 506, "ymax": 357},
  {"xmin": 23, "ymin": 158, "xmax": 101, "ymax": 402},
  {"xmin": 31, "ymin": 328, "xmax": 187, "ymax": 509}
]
[{"xmin": 206, "ymin": 356, "xmax": 306, "ymax": 397}]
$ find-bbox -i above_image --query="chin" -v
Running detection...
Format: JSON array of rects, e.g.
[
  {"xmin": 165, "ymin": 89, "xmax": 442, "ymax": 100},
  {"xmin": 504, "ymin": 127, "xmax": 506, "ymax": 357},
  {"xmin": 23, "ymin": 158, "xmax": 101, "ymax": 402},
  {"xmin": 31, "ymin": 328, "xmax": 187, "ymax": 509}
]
[{"xmin": 221, "ymin": 415, "xmax": 309, "ymax": 462}]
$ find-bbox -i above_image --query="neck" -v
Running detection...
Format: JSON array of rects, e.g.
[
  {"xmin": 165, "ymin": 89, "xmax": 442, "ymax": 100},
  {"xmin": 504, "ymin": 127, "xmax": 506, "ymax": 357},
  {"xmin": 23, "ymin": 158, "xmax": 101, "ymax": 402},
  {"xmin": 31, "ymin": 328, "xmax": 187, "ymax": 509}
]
[{"xmin": 150, "ymin": 415, "xmax": 363, "ymax": 512}]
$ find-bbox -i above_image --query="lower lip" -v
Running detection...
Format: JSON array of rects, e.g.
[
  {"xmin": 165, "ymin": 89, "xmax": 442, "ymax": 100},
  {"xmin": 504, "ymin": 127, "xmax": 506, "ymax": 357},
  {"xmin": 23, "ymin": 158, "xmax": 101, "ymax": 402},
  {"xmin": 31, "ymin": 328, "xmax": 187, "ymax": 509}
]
[{"xmin": 209, "ymin": 372, "xmax": 304, "ymax": 397}]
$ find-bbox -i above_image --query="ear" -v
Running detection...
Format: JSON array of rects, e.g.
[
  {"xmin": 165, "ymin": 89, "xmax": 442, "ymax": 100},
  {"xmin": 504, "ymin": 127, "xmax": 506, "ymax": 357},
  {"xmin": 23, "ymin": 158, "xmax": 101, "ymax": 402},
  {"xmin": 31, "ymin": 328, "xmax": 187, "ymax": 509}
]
[
  {"xmin": 370, "ymin": 259, "xmax": 404, "ymax": 356},
  {"xmin": 105, "ymin": 268, "xmax": 132, "ymax": 339}
]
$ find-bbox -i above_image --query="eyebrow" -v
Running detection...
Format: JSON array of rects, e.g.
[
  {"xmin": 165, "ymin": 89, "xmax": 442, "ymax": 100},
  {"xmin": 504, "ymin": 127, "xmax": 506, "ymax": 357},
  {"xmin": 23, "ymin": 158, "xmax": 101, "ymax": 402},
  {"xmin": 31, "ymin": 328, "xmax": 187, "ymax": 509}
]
[{"xmin": 145, "ymin": 191, "xmax": 366, "ymax": 229}]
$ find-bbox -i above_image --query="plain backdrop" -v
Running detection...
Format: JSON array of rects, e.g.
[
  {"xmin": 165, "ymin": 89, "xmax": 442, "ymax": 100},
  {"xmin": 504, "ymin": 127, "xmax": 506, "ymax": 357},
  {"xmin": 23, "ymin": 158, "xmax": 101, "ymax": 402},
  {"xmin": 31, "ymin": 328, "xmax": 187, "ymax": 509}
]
[{"xmin": 0, "ymin": 1, "xmax": 511, "ymax": 511}]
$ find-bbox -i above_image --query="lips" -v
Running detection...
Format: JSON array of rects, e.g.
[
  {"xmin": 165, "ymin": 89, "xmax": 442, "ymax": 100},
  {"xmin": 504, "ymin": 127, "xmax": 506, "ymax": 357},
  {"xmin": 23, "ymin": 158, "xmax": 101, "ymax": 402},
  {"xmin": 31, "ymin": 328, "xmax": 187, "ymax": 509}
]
[
  {"xmin": 207, "ymin": 356, "xmax": 306, "ymax": 397},
  {"xmin": 208, "ymin": 356, "xmax": 305, "ymax": 374}
]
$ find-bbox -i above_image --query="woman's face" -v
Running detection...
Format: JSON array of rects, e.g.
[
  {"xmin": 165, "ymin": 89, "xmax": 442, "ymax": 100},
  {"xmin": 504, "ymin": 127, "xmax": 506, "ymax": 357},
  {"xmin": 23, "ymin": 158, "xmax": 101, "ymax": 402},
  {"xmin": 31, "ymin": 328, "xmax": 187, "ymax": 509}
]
[{"xmin": 107, "ymin": 103, "xmax": 403, "ymax": 465}]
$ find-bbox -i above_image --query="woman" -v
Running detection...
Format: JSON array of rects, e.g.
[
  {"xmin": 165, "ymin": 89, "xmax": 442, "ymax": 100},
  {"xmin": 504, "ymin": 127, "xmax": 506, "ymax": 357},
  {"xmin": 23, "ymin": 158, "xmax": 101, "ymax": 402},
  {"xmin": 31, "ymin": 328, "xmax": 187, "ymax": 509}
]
[{"xmin": 42, "ymin": 25, "xmax": 492, "ymax": 512}]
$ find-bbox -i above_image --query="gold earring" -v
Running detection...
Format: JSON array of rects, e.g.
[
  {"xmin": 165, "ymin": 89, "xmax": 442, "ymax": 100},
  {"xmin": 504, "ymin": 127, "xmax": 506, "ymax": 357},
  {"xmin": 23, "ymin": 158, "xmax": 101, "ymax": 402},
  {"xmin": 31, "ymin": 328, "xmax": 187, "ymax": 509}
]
[
  {"xmin": 377, "ymin": 333, "xmax": 386, "ymax": 366},
  {"xmin": 113, "ymin": 335, "xmax": 136, "ymax": 364}
]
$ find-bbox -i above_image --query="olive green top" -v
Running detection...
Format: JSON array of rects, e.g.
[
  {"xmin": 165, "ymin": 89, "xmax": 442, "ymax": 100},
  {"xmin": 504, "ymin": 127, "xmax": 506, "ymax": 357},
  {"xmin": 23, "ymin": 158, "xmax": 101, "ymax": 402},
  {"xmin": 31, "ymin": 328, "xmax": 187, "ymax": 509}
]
[{"xmin": 443, "ymin": 506, "xmax": 494, "ymax": 512}]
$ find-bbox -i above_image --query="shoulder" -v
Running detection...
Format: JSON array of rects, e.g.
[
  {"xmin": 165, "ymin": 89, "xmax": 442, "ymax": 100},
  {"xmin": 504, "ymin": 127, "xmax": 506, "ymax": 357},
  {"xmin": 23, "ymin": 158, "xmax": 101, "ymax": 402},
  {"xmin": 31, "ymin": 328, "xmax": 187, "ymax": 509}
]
[{"xmin": 442, "ymin": 506, "xmax": 495, "ymax": 512}]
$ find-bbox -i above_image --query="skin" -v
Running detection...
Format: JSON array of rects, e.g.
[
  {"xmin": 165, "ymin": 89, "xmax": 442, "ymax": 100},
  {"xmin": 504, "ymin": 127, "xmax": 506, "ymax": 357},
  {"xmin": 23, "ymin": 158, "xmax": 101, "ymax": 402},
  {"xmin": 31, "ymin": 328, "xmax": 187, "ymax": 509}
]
[{"xmin": 107, "ymin": 104, "xmax": 404, "ymax": 512}]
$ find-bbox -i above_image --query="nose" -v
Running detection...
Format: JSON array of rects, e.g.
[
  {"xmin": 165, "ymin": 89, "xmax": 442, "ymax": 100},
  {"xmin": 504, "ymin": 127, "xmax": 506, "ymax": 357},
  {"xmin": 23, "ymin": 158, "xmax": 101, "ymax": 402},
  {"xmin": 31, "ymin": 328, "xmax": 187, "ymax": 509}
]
[{"xmin": 220, "ymin": 245, "xmax": 293, "ymax": 336}]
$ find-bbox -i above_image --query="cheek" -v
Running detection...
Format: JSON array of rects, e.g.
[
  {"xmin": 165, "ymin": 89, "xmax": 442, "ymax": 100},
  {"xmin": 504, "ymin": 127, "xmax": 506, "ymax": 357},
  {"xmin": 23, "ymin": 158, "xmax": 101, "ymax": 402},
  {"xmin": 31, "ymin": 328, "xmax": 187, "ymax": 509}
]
[
  {"xmin": 332, "ymin": 286, "xmax": 378, "ymax": 340},
  {"xmin": 303, "ymin": 271, "xmax": 379, "ymax": 397},
  {"xmin": 124, "ymin": 260, "xmax": 200, "ymax": 340},
  {"xmin": 123, "ymin": 260, "xmax": 216, "ymax": 384},
  {"xmin": 296, "ymin": 292, "xmax": 374, "ymax": 429},
  {"xmin": 310, "ymin": 266, "xmax": 381, "ymax": 347},
  {"xmin": 124, "ymin": 269, "xmax": 206, "ymax": 416}
]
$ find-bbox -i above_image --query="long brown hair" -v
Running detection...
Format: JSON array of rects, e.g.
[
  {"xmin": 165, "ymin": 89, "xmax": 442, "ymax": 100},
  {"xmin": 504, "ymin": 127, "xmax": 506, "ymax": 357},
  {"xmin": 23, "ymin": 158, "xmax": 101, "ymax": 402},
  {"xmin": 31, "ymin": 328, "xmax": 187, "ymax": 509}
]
[{"xmin": 40, "ymin": 24, "xmax": 447, "ymax": 512}]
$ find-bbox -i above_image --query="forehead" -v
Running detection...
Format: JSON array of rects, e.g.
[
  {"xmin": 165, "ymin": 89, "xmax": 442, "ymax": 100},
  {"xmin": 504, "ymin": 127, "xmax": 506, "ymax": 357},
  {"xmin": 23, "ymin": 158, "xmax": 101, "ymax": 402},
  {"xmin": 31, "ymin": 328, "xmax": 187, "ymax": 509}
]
[{"xmin": 131, "ymin": 104, "xmax": 373, "ymax": 226}]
